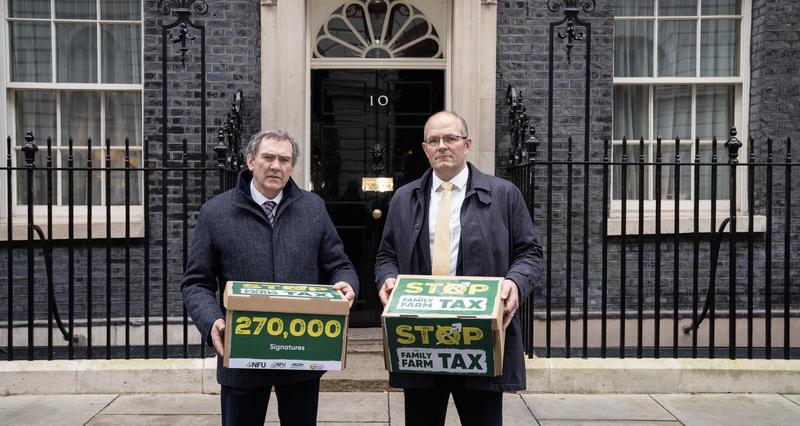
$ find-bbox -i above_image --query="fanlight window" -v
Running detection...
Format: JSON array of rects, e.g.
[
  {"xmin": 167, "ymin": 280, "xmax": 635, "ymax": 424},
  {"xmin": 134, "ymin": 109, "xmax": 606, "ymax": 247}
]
[{"xmin": 314, "ymin": 0, "xmax": 442, "ymax": 59}]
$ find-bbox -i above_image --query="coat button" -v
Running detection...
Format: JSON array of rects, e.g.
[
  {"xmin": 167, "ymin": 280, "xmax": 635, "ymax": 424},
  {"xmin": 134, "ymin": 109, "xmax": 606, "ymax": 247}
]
[{"xmin": 414, "ymin": 224, "xmax": 421, "ymax": 230}]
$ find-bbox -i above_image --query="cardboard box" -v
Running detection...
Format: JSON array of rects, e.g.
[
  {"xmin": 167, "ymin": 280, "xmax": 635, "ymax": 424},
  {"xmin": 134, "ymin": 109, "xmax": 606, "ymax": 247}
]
[
  {"xmin": 223, "ymin": 281, "xmax": 350, "ymax": 371},
  {"xmin": 381, "ymin": 275, "xmax": 505, "ymax": 377}
]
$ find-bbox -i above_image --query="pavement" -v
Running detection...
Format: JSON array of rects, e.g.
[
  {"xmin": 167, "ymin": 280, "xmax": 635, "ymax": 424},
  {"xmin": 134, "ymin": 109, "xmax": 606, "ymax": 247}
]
[{"xmin": 2, "ymin": 391, "xmax": 800, "ymax": 425}]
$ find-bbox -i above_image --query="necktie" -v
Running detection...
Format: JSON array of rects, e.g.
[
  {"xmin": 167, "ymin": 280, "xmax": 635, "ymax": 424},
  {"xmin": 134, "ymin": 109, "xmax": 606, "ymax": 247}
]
[
  {"xmin": 431, "ymin": 182, "xmax": 454, "ymax": 275},
  {"xmin": 262, "ymin": 201, "xmax": 276, "ymax": 225}
]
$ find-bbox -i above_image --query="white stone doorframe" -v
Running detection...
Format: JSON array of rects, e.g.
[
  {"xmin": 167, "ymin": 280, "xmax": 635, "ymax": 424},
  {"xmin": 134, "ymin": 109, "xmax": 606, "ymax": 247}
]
[{"xmin": 259, "ymin": 0, "xmax": 497, "ymax": 187}]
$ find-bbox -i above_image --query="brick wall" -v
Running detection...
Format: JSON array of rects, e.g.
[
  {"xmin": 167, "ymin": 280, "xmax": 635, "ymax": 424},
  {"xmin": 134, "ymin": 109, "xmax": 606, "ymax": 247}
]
[
  {"xmin": 749, "ymin": 0, "xmax": 800, "ymax": 243},
  {"xmin": 0, "ymin": 0, "xmax": 261, "ymax": 323},
  {"xmin": 3, "ymin": 0, "xmax": 797, "ymax": 351},
  {"xmin": 494, "ymin": 0, "xmax": 799, "ymax": 321},
  {"xmin": 139, "ymin": 0, "xmax": 262, "ymax": 319},
  {"xmin": 495, "ymin": 0, "xmax": 617, "ymax": 309}
]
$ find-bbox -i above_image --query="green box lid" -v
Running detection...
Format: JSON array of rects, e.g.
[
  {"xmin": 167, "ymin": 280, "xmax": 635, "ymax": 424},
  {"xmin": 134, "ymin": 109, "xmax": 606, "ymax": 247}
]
[
  {"xmin": 229, "ymin": 281, "xmax": 344, "ymax": 300},
  {"xmin": 384, "ymin": 275, "xmax": 503, "ymax": 318},
  {"xmin": 224, "ymin": 281, "xmax": 350, "ymax": 316}
]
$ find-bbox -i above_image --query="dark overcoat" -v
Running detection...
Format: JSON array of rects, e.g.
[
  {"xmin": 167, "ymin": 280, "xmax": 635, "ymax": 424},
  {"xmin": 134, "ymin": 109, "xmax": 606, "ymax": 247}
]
[
  {"xmin": 182, "ymin": 170, "xmax": 359, "ymax": 387},
  {"xmin": 375, "ymin": 163, "xmax": 543, "ymax": 392}
]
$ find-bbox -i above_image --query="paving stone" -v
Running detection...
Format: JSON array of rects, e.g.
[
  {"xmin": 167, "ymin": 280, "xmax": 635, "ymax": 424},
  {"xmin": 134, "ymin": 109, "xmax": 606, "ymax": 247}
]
[
  {"xmin": 0, "ymin": 394, "xmax": 116, "ymax": 426},
  {"xmin": 444, "ymin": 398, "xmax": 460, "ymax": 426},
  {"xmin": 318, "ymin": 392, "xmax": 389, "ymax": 422},
  {"xmin": 783, "ymin": 394, "xmax": 800, "ymax": 405},
  {"xmin": 101, "ymin": 394, "xmax": 220, "ymax": 415},
  {"xmin": 265, "ymin": 399, "xmax": 279, "ymax": 423},
  {"xmin": 264, "ymin": 392, "xmax": 389, "ymax": 423},
  {"xmin": 503, "ymin": 393, "xmax": 537, "ymax": 426},
  {"xmin": 387, "ymin": 391, "xmax": 469, "ymax": 426},
  {"xmin": 268, "ymin": 424, "xmax": 388, "ymax": 426},
  {"xmin": 539, "ymin": 422, "xmax": 682, "ymax": 426},
  {"xmin": 86, "ymin": 414, "xmax": 220, "ymax": 426},
  {"xmin": 388, "ymin": 391, "xmax": 404, "ymax": 426},
  {"xmin": 522, "ymin": 394, "xmax": 676, "ymax": 421},
  {"xmin": 387, "ymin": 391, "xmax": 536, "ymax": 425},
  {"xmin": 652, "ymin": 394, "xmax": 800, "ymax": 426}
]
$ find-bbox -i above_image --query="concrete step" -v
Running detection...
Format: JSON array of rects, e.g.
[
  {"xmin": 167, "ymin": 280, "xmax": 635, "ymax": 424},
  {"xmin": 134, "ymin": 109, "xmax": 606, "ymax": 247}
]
[
  {"xmin": 345, "ymin": 327, "xmax": 385, "ymax": 354},
  {"xmin": 322, "ymin": 328, "xmax": 389, "ymax": 391},
  {"xmin": 321, "ymin": 352, "xmax": 390, "ymax": 392},
  {"xmin": 5, "ymin": 326, "xmax": 799, "ymax": 395},
  {"xmin": 4, "ymin": 357, "xmax": 800, "ymax": 395}
]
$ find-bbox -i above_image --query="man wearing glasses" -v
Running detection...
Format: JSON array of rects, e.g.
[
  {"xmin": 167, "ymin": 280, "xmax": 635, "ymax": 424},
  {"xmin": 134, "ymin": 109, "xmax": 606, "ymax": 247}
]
[{"xmin": 375, "ymin": 111, "xmax": 543, "ymax": 425}]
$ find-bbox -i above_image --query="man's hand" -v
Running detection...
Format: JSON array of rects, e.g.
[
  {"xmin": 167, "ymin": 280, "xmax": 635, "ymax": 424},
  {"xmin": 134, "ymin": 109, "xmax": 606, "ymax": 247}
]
[
  {"xmin": 501, "ymin": 279, "xmax": 519, "ymax": 330},
  {"xmin": 210, "ymin": 318, "xmax": 226, "ymax": 357},
  {"xmin": 333, "ymin": 281, "xmax": 356, "ymax": 308},
  {"xmin": 378, "ymin": 277, "xmax": 397, "ymax": 306}
]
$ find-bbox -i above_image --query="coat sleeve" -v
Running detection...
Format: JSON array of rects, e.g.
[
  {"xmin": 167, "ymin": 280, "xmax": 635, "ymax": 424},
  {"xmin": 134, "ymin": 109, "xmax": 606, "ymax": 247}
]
[
  {"xmin": 181, "ymin": 204, "xmax": 224, "ymax": 347},
  {"xmin": 374, "ymin": 195, "xmax": 400, "ymax": 289},
  {"xmin": 505, "ymin": 186, "xmax": 544, "ymax": 303},
  {"xmin": 317, "ymin": 209, "xmax": 360, "ymax": 298}
]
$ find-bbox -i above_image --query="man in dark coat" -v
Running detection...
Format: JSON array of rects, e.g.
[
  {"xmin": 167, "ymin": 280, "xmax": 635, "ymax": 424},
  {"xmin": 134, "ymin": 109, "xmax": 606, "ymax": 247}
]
[
  {"xmin": 375, "ymin": 111, "xmax": 543, "ymax": 426},
  {"xmin": 182, "ymin": 129, "xmax": 359, "ymax": 426}
]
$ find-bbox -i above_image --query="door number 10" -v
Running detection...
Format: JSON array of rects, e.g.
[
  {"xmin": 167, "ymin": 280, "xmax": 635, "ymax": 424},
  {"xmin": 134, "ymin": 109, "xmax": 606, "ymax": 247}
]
[{"xmin": 370, "ymin": 95, "xmax": 389, "ymax": 107}]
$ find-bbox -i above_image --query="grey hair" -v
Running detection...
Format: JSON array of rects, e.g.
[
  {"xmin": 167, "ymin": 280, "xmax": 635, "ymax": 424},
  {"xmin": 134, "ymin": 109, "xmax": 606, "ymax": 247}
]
[
  {"xmin": 423, "ymin": 111, "xmax": 469, "ymax": 140},
  {"xmin": 245, "ymin": 129, "xmax": 300, "ymax": 166}
]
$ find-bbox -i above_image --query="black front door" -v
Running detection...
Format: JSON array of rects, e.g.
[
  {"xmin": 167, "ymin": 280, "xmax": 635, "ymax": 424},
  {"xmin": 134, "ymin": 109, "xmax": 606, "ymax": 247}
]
[{"xmin": 311, "ymin": 69, "xmax": 444, "ymax": 326}]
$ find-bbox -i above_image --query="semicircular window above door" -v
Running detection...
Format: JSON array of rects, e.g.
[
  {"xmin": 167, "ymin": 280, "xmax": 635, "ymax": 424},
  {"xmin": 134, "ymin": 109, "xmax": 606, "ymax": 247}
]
[{"xmin": 313, "ymin": 0, "xmax": 443, "ymax": 59}]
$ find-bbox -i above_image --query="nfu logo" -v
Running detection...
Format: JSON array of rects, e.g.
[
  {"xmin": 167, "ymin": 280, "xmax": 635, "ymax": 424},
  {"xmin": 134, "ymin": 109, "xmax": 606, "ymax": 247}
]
[
  {"xmin": 247, "ymin": 361, "xmax": 269, "ymax": 368},
  {"xmin": 270, "ymin": 362, "xmax": 287, "ymax": 368}
]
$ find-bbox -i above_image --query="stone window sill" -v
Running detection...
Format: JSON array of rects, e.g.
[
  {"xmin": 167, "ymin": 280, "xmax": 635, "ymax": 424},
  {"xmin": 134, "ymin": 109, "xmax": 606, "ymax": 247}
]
[
  {"xmin": 606, "ymin": 215, "xmax": 766, "ymax": 236},
  {"xmin": 0, "ymin": 214, "xmax": 145, "ymax": 241}
]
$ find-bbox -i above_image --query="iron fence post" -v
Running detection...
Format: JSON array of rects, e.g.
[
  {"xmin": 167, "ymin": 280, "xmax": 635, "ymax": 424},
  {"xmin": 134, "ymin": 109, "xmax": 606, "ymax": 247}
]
[
  {"xmin": 782, "ymin": 137, "xmax": 792, "ymax": 359},
  {"xmin": 215, "ymin": 130, "xmax": 228, "ymax": 192},
  {"xmin": 724, "ymin": 127, "xmax": 742, "ymax": 359},
  {"xmin": 22, "ymin": 130, "xmax": 38, "ymax": 360},
  {"xmin": 5, "ymin": 136, "xmax": 13, "ymax": 360}
]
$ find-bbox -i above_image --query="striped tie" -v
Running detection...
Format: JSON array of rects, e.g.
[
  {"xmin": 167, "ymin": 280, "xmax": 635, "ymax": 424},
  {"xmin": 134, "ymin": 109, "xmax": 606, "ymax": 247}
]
[{"xmin": 262, "ymin": 201, "xmax": 276, "ymax": 225}]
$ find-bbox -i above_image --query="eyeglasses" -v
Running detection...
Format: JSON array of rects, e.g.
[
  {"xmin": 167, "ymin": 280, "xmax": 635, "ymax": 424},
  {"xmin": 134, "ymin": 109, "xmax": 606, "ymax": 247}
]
[{"xmin": 422, "ymin": 134, "xmax": 467, "ymax": 147}]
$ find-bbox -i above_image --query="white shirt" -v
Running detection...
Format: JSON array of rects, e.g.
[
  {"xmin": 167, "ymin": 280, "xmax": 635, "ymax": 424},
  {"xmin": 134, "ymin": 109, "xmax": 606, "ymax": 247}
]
[
  {"xmin": 250, "ymin": 181, "xmax": 283, "ymax": 208},
  {"xmin": 428, "ymin": 166, "xmax": 469, "ymax": 276}
]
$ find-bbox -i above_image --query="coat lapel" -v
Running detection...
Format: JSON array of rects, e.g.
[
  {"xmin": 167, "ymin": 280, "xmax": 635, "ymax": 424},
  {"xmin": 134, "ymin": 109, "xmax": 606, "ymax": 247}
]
[
  {"xmin": 459, "ymin": 163, "xmax": 493, "ymax": 275},
  {"xmin": 232, "ymin": 170, "xmax": 305, "ymax": 224},
  {"xmin": 463, "ymin": 163, "xmax": 492, "ymax": 205},
  {"xmin": 274, "ymin": 178, "xmax": 304, "ymax": 221},
  {"xmin": 232, "ymin": 170, "xmax": 266, "ymax": 220},
  {"xmin": 409, "ymin": 170, "xmax": 432, "ymax": 273}
]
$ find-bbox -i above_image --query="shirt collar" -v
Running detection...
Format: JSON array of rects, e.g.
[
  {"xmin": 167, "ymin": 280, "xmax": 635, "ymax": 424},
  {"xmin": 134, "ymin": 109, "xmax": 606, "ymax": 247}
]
[
  {"xmin": 431, "ymin": 165, "xmax": 469, "ymax": 192},
  {"xmin": 250, "ymin": 180, "xmax": 283, "ymax": 206}
]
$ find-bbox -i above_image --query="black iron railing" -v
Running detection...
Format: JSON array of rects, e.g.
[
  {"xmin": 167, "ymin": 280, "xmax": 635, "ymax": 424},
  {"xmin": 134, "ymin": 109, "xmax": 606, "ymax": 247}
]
[
  {"xmin": 3, "ymin": 119, "xmax": 796, "ymax": 361},
  {"xmin": 1, "ymin": 92, "xmax": 243, "ymax": 361},
  {"xmin": 505, "ymin": 122, "xmax": 797, "ymax": 359},
  {"xmin": 500, "ymin": 0, "xmax": 798, "ymax": 360}
]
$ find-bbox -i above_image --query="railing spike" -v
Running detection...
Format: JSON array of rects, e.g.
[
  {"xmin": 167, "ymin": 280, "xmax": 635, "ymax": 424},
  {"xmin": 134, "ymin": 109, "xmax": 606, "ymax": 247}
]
[{"xmin": 22, "ymin": 130, "xmax": 38, "ymax": 166}]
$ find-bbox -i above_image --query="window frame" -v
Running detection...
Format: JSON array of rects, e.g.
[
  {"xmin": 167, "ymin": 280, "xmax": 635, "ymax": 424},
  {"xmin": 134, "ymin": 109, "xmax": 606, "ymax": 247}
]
[
  {"xmin": 0, "ymin": 0, "xmax": 145, "ymax": 240},
  {"xmin": 308, "ymin": 0, "xmax": 448, "ymax": 69},
  {"xmin": 610, "ymin": 0, "xmax": 753, "ymax": 232}
]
